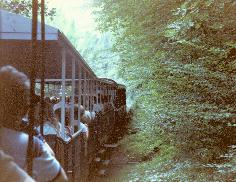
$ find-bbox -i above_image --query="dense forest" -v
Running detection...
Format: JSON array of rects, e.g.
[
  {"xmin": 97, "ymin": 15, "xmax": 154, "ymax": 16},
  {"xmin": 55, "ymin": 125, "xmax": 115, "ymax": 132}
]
[
  {"xmin": 1, "ymin": 0, "xmax": 236, "ymax": 181},
  {"xmin": 92, "ymin": 0, "xmax": 236, "ymax": 181}
]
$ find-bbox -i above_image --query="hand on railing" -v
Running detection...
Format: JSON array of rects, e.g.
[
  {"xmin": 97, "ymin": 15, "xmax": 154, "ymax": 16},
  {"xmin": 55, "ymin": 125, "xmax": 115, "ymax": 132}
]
[{"xmin": 65, "ymin": 126, "xmax": 72, "ymax": 139}]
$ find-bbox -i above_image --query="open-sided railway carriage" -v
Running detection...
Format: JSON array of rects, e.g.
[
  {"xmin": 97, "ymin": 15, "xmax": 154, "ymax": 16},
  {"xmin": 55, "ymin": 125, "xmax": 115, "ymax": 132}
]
[{"xmin": 0, "ymin": 9, "xmax": 126, "ymax": 181}]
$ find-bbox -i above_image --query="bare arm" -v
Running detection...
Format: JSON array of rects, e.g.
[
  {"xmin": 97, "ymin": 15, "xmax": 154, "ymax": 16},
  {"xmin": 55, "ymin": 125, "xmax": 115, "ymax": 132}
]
[{"xmin": 52, "ymin": 167, "xmax": 68, "ymax": 182}]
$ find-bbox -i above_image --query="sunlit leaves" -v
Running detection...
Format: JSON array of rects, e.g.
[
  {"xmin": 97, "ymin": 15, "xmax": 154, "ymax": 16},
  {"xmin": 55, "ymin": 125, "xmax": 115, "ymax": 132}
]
[
  {"xmin": 94, "ymin": 0, "xmax": 236, "ymax": 160},
  {"xmin": 0, "ymin": 0, "xmax": 56, "ymax": 20}
]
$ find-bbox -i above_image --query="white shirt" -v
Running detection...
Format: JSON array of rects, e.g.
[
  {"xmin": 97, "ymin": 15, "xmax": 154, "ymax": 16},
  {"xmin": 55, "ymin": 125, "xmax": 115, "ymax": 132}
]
[
  {"xmin": 100, "ymin": 104, "xmax": 104, "ymax": 112},
  {"xmin": 93, "ymin": 104, "xmax": 100, "ymax": 113},
  {"xmin": 0, "ymin": 127, "xmax": 60, "ymax": 182},
  {"xmin": 80, "ymin": 122, "xmax": 88, "ymax": 133},
  {"xmin": 53, "ymin": 102, "xmax": 61, "ymax": 111},
  {"xmin": 74, "ymin": 120, "xmax": 88, "ymax": 133},
  {"xmin": 84, "ymin": 110, "xmax": 92, "ymax": 120},
  {"xmin": 37, "ymin": 122, "xmax": 61, "ymax": 136},
  {"xmin": 93, "ymin": 104, "xmax": 103, "ymax": 112},
  {"xmin": 53, "ymin": 101, "xmax": 70, "ymax": 112},
  {"xmin": 90, "ymin": 111, "xmax": 96, "ymax": 120}
]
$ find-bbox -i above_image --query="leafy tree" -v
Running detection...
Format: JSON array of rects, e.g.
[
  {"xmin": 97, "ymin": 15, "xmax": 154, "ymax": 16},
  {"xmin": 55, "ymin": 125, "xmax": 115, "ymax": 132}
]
[
  {"xmin": 94, "ymin": 0, "xmax": 236, "ymax": 161},
  {"xmin": 0, "ymin": 0, "xmax": 56, "ymax": 20}
]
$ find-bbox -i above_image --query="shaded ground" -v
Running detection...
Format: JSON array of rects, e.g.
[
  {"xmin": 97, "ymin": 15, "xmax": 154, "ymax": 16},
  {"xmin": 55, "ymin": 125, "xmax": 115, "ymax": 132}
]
[
  {"xmin": 89, "ymin": 145, "xmax": 137, "ymax": 182},
  {"xmin": 88, "ymin": 142, "xmax": 236, "ymax": 182}
]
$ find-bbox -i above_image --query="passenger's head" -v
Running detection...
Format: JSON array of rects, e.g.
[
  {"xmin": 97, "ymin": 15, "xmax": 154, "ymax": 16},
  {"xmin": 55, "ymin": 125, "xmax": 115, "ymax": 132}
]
[
  {"xmin": 54, "ymin": 107, "xmax": 70, "ymax": 125},
  {"xmin": 74, "ymin": 96, "xmax": 79, "ymax": 104},
  {"xmin": 81, "ymin": 95, "xmax": 83, "ymax": 105},
  {"xmin": 45, "ymin": 100, "xmax": 54, "ymax": 121},
  {"xmin": 104, "ymin": 96, "xmax": 108, "ymax": 103},
  {"xmin": 54, "ymin": 108, "xmax": 61, "ymax": 121},
  {"xmin": 73, "ymin": 105, "xmax": 85, "ymax": 120},
  {"xmin": 74, "ymin": 106, "xmax": 78, "ymax": 120},
  {"xmin": 66, "ymin": 96, "xmax": 70, "ymax": 103},
  {"xmin": 98, "ymin": 94, "xmax": 101, "ymax": 104},
  {"xmin": 94, "ymin": 96, "xmax": 97, "ymax": 104},
  {"xmin": 0, "ymin": 66, "xmax": 30, "ymax": 126},
  {"xmin": 101, "ymin": 95, "xmax": 104, "ymax": 103},
  {"xmin": 50, "ymin": 96, "xmax": 57, "ymax": 104},
  {"xmin": 80, "ymin": 105, "xmax": 85, "ymax": 116},
  {"xmin": 45, "ymin": 97, "xmax": 50, "ymax": 103}
]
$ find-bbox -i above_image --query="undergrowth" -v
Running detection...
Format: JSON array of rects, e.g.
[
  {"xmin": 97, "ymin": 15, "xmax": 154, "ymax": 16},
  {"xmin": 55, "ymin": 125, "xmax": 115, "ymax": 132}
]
[{"xmin": 116, "ymin": 114, "xmax": 236, "ymax": 182}]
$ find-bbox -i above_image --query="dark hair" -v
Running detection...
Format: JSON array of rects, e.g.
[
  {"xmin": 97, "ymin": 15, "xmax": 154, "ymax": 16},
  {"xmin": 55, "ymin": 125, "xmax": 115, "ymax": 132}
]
[
  {"xmin": 74, "ymin": 96, "xmax": 79, "ymax": 104},
  {"xmin": 54, "ymin": 107, "xmax": 70, "ymax": 126},
  {"xmin": 66, "ymin": 96, "xmax": 70, "ymax": 103},
  {"xmin": 50, "ymin": 96, "xmax": 57, "ymax": 104},
  {"xmin": 94, "ymin": 96, "xmax": 97, "ymax": 103},
  {"xmin": 0, "ymin": 65, "xmax": 30, "ymax": 127},
  {"xmin": 54, "ymin": 108, "xmax": 61, "ymax": 119},
  {"xmin": 74, "ymin": 106, "xmax": 79, "ymax": 120},
  {"xmin": 73, "ymin": 105, "xmax": 85, "ymax": 120},
  {"xmin": 45, "ymin": 97, "xmax": 50, "ymax": 103}
]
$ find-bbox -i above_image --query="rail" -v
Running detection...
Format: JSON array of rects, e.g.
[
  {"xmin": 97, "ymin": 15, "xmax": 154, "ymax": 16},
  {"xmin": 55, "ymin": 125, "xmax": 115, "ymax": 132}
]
[{"xmin": 45, "ymin": 107, "xmax": 126, "ymax": 182}]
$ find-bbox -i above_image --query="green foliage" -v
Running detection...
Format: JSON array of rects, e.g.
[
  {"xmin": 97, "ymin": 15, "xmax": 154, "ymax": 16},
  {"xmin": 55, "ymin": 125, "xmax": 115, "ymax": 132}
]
[
  {"xmin": 120, "ymin": 131, "xmax": 163, "ymax": 160},
  {"xmin": 93, "ymin": 0, "xmax": 236, "ymax": 162},
  {"xmin": 0, "ymin": 0, "xmax": 56, "ymax": 20}
]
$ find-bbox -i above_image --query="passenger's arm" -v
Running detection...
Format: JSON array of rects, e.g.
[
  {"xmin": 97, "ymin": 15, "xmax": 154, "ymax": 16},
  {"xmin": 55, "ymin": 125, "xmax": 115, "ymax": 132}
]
[
  {"xmin": 51, "ymin": 167, "xmax": 68, "ymax": 182},
  {"xmin": 32, "ymin": 138, "xmax": 68, "ymax": 182},
  {"xmin": 0, "ymin": 150, "xmax": 35, "ymax": 182},
  {"xmin": 84, "ymin": 124, "xmax": 89, "ymax": 140},
  {"xmin": 44, "ymin": 142, "xmax": 55, "ymax": 157}
]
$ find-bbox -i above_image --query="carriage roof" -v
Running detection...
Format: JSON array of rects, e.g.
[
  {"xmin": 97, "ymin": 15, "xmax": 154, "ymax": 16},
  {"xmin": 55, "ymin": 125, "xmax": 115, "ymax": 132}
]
[{"xmin": 0, "ymin": 8, "xmax": 96, "ymax": 79}]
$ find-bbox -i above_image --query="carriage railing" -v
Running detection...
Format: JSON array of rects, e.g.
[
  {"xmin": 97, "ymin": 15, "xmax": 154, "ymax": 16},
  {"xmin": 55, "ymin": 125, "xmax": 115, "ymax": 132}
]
[
  {"xmin": 45, "ymin": 129, "xmax": 86, "ymax": 182},
  {"xmin": 95, "ymin": 108, "xmax": 117, "ymax": 145},
  {"xmin": 44, "ymin": 107, "xmax": 121, "ymax": 182}
]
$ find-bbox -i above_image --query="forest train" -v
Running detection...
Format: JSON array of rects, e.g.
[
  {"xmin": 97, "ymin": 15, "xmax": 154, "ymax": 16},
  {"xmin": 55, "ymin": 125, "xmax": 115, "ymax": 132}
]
[{"xmin": 0, "ymin": 8, "xmax": 127, "ymax": 181}]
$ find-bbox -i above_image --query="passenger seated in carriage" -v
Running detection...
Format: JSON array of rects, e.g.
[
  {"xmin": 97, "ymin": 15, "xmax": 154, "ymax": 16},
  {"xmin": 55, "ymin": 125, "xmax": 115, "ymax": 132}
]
[
  {"xmin": 90, "ymin": 110, "xmax": 96, "ymax": 120},
  {"xmin": 82, "ymin": 108, "xmax": 94, "ymax": 125},
  {"xmin": 67, "ymin": 96, "xmax": 79, "ymax": 108},
  {"xmin": 53, "ymin": 96, "xmax": 70, "ymax": 112},
  {"xmin": 82, "ymin": 97, "xmax": 92, "ymax": 121},
  {"xmin": 15, "ymin": 95, "xmax": 55, "ymax": 156},
  {"xmin": 73, "ymin": 105, "xmax": 89, "ymax": 140},
  {"xmin": 50, "ymin": 96, "xmax": 58, "ymax": 105},
  {"xmin": 35, "ymin": 98, "xmax": 62, "ymax": 137},
  {"xmin": 93, "ymin": 95, "xmax": 104, "ymax": 113},
  {"xmin": 53, "ymin": 98, "xmax": 61, "ymax": 111},
  {"xmin": 103, "ymin": 95, "xmax": 110, "ymax": 112},
  {"xmin": 54, "ymin": 107, "xmax": 72, "ymax": 139},
  {"xmin": 73, "ymin": 105, "xmax": 89, "ymax": 157},
  {"xmin": 84, "ymin": 109, "xmax": 92, "ymax": 122},
  {"xmin": 74, "ymin": 96, "xmax": 79, "ymax": 106},
  {"xmin": 28, "ymin": 97, "xmax": 62, "ymax": 153},
  {"xmin": 0, "ymin": 65, "xmax": 68, "ymax": 182},
  {"xmin": 108, "ymin": 95, "xmax": 115, "ymax": 109}
]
